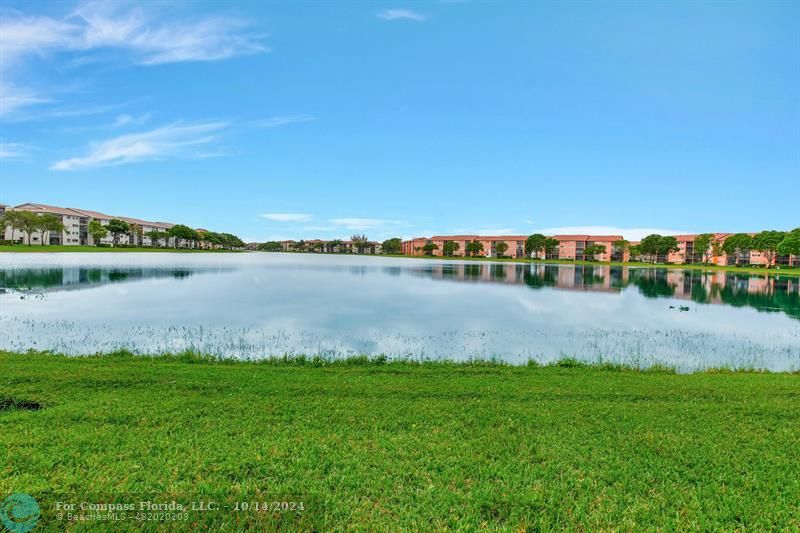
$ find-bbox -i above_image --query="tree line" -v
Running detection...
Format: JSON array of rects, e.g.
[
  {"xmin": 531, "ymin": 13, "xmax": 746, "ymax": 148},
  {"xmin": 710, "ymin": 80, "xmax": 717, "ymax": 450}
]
[
  {"xmin": 253, "ymin": 229, "xmax": 800, "ymax": 266},
  {"xmin": 259, "ymin": 235, "xmax": 398, "ymax": 254}
]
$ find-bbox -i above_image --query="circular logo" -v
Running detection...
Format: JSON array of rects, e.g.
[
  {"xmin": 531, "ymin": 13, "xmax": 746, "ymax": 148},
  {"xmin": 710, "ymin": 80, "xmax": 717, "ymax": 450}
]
[{"xmin": 1, "ymin": 494, "xmax": 40, "ymax": 533}]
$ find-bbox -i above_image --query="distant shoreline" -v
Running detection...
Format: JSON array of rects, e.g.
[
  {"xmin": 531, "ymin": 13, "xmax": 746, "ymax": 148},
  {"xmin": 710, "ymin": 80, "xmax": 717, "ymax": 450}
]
[{"xmin": 259, "ymin": 250, "xmax": 800, "ymax": 277}]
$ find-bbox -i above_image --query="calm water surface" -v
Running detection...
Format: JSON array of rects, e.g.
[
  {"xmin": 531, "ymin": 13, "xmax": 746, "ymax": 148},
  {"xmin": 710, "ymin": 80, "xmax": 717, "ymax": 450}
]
[{"xmin": 1, "ymin": 253, "xmax": 799, "ymax": 371}]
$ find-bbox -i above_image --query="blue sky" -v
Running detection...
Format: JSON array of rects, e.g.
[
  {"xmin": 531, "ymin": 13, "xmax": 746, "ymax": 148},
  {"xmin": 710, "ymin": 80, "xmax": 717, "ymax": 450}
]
[{"xmin": 1, "ymin": 1, "xmax": 798, "ymax": 242}]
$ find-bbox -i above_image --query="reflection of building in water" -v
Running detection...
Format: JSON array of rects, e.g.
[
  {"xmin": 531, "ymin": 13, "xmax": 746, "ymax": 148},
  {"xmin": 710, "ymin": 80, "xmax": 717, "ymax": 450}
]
[
  {"xmin": 408, "ymin": 263, "xmax": 800, "ymax": 319},
  {"xmin": 411, "ymin": 263, "xmax": 625, "ymax": 292},
  {"xmin": 0, "ymin": 267, "xmax": 200, "ymax": 292}
]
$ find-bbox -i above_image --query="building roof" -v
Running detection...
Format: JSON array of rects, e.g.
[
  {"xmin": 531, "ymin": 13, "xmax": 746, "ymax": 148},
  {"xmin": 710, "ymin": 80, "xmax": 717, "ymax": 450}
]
[
  {"xmin": 69, "ymin": 207, "xmax": 114, "ymax": 220},
  {"xmin": 672, "ymin": 233, "xmax": 733, "ymax": 242},
  {"xmin": 586, "ymin": 235, "xmax": 624, "ymax": 242},
  {"xmin": 430, "ymin": 235, "xmax": 480, "ymax": 240},
  {"xmin": 429, "ymin": 235, "xmax": 528, "ymax": 241},
  {"xmin": 480, "ymin": 235, "xmax": 529, "ymax": 241},
  {"xmin": 552, "ymin": 234, "xmax": 623, "ymax": 242},
  {"xmin": 15, "ymin": 203, "xmax": 86, "ymax": 217},
  {"xmin": 551, "ymin": 234, "xmax": 591, "ymax": 240},
  {"xmin": 118, "ymin": 216, "xmax": 163, "ymax": 227},
  {"xmin": 14, "ymin": 203, "xmax": 177, "ymax": 230}
]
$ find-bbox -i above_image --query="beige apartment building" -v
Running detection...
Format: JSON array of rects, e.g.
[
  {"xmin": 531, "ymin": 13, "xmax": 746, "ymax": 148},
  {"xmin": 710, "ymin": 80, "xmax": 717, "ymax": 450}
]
[
  {"xmin": 2, "ymin": 203, "xmax": 174, "ymax": 247},
  {"xmin": 4, "ymin": 203, "xmax": 88, "ymax": 246}
]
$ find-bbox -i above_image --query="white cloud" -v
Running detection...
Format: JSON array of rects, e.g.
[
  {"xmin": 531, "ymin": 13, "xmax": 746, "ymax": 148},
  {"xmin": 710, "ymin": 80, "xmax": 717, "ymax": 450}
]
[
  {"xmin": 8, "ymin": 102, "xmax": 128, "ymax": 123},
  {"xmin": 259, "ymin": 213, "xmax": 313, "ymax": 222},
  {"xmin": 0, "ymin": 3, "xmax": 266, "ymax": 117},
  {"xmin": 0, "ymin": 141, "xmax": 35, "ymax": 160},
  {"xmin": 0, "ymin": 83, "xmax": 50, "ymax": 117},
  {"xmin": 533, "ymin": 226, "xmax": 689, "ymax": 241},
  {"xmin": 253, "ymin": 115, "xmax": 315, "ymax": 128},
  {"xmin": 0, "ymin": 3, "xmax": 266, "ymax": 66},
  {"xmin": 378, "ymin": 9, "xmax": 428, "ymax": 21},
  {"xmin": 112, "ymin": 112, "xmax": 150, "ymax": 127},
  {"xmin": 330, "ymin": 218, "xmax": 404, "ymax": 230},
  {"xmin": 50, "ymin": 121, "xmax": 228, "ymax": 170}
]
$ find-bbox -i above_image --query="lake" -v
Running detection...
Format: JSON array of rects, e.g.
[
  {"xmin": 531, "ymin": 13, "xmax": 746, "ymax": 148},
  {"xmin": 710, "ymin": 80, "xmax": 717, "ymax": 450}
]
[{"xmin": 1, "ymin": 253, "xmax": 799, "ymax": 372}]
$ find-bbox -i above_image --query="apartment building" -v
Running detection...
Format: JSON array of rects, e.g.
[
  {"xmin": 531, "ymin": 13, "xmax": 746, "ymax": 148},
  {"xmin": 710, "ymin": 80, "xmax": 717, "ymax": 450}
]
[
  {"xmin": 279, "ymin": 239, "xmax": 383, "ymax": 254},
  {"xmin": 2, "ymin": 203, "xmax": 174, "ymax": 247},
  {"xmin": 4, "ymin": 203, "xmax": 87, "ymax": 245},
  {"xmin": 662, "ymin": 234, "xmax": 796, "ymax": 267},
  {"xmin": 401, "ymin": 235, "xmax": 529, "ymax": 258},
  {"xmin": 546, "ymin": 235, "xmax": 626, "ymax": 262},
  {"xmin": 402, "ymin": 234, "xmax": 624, "ymax": 260},
  {"xmin": 402, "ymin": 233, "xmax": 797, "ymax": 266},
  {"xmin": 118, "ymin": 216, "xmax": 173, "ymax": 247}
]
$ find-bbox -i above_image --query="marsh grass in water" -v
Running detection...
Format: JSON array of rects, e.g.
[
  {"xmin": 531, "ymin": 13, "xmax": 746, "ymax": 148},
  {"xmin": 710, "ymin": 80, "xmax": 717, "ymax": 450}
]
[{"xmin": 1, "ymin": 350, "xmax": 798, "ymax": 529}]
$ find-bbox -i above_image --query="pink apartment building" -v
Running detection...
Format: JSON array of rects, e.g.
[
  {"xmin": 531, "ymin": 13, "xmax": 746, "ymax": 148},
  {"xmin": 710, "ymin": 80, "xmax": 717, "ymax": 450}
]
[
  {"xmin": 401, "ymin": 235, "xmax": 530, "ymax": 258},
  {"xmin": 402, "ymin": 234, "xmax": 627, "ymax": 261},
  {"xmin": 665, "ymin": 234, "xmax": 796, "ymax": 266},
  {"xmin": 402, "ymin": 233, "xmax": 797, "ymax": 266}
]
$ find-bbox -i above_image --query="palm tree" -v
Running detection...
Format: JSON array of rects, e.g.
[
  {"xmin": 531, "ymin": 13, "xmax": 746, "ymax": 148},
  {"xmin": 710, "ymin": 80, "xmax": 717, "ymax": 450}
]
[
  {"xmin": 351, "ymin": 234, "xmax": 369, "ymax": 254},
  {"xmin": 128, "ymin": 223, "xmax": 143, "ymax": 247}
]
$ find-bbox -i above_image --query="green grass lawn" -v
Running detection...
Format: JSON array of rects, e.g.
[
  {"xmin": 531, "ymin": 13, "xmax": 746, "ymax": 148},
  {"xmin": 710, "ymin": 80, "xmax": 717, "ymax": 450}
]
[
  {"xmin": 1, "ymin": 352, "xmax": 798, "ymax": 530},
  {"xmin": 0, "ymin": 245, "xmax": 241, "ymax": 253}
]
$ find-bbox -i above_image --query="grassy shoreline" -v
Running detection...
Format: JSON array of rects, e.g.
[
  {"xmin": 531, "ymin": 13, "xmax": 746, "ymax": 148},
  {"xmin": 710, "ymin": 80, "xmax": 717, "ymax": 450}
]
[
  {"xmin": 2, "ymin": 350, "xmax": 798, "ymax": 529},
  {"xmin": 4, "ymin": 348, "xmax": 798, "ymax": 374},
  {"xmin": 0, "ymin": 244, "xmax": 242, "ymax": 253}
]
